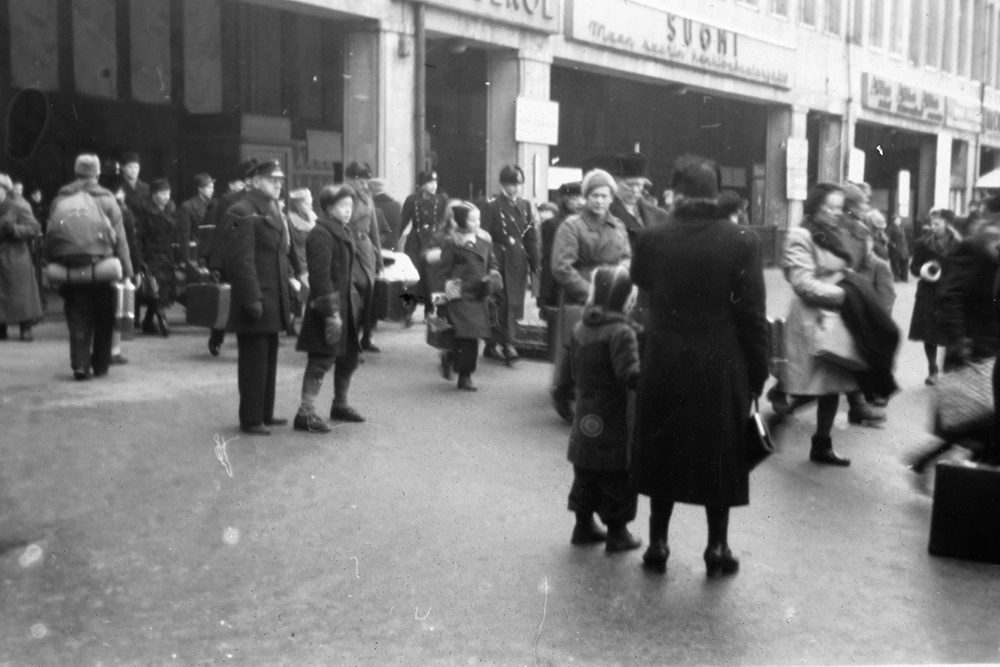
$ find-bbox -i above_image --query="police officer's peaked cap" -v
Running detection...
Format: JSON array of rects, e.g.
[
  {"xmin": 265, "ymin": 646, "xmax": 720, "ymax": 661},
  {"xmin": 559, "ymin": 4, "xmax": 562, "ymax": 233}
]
[
  {"xmin": 345, "ymin": 161, "xmax": 373, "ymax": 179},
  {"xmin": 581, "ymin": 155, "xmax": 623, "ymax": 177},
  {"xmin": 499, "ymin": 165, "xmax": 524, "ymax": 185},
  {"xmin": 417, "ymin": 170, "xmax": 438, "ymax": 186},
  {"xmin": 558, "ymin": 181, "xmax": 583, "ymax": 198},
  {"xmin": 619, "ymin": 153, "xmax": 648, "ymax": 179},
  {"xmin": 251, "ymin": 160, "xmax": 285, "ymax": 179}
]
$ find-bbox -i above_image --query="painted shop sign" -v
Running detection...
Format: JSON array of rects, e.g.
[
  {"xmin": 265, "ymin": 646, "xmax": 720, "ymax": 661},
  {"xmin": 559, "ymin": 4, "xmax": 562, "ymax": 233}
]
[
  {"xmin": 945, "ymin": 99, "xmax": 982, "ymax": 133},
  {"xmin": 568, "ymin": 2, "xmax": 793, "ymax": 89},
  {"xmin": 422, "ymin": 0, "xmax": 561, "ymax": 33},
  {"xmin": 861, "ymin": 73, "xmax": 945, "ymax": 125}
]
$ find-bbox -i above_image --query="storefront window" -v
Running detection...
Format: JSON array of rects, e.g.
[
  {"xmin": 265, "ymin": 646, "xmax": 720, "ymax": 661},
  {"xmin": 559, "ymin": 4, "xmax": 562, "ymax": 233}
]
[
  {"xmin": 850, "ymin": 0, "xmax": 864, "ymax": 43},
  {"xmin": 799, "ymin": 0, "xmax": 816, "ymax": 26},
  {"xmin": 869, "ymin": 0, "xmax": 885, "ymax": 48}
]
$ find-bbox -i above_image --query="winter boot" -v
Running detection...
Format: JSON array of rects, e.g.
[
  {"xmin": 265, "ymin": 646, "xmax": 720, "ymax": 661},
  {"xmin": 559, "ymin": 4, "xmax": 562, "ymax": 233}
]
[
  {"xmin": 809, "ymin": 434, "xmax": 850, "ymax": 466},
  {"xmin": 570, "ymin": 513, "xmax": 607, "ymax": 545},
  {"xmin": 605, "ymin": 523, "xmax": 642, "ymax": 553}
]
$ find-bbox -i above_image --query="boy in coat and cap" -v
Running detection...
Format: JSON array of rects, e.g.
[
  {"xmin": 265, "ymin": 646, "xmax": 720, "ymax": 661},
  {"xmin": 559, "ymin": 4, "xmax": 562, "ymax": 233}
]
[{"xmin": 480, "ymin": 165, "xmax": 540, "ymax": 364}]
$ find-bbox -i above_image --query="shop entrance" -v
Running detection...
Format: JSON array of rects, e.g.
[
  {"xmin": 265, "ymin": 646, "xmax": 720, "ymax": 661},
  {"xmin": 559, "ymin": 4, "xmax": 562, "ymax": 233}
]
[
  {"xmin": 854, "ymin": 122, "xmax": 927, "ymax": 225},
  {"xmin": 424, "ymin": 42, "xmax": 488, "ymax": 201},
  {"xmin": 550, "ymin": 65, "xmax": 768, "ymax": 221}
]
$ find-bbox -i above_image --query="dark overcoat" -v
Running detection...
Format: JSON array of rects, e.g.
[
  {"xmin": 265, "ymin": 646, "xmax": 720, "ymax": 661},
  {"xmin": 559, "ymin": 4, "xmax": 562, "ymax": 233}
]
[
  {"xmin": 538, "ymin": 211, "xmax": 570, "ymax": 309},
  {"xmin": 401, "ymin": 191, "xmax": 449, "ymax": 299},
  {"xmin": 222, "ymin": 189, "xmax": 293, "ymax": 334},
  {"xmin": 0, "ymin": 198, "xmax": 43, "ymax": 324},
  {"xmin": 348, "ymin": 194, "xmax": 383, "ymax": 286},
  {"xmin": 296, "ymin": 215, "xmax": 359, "ymax": 357},
  {"xmin": 937, "ymin": 222, "xmax": 1000, "ymax": 361},
  {"xmin": 203, "ymin": 189, "xmax": 246, "ymax": 268},
  {"xmin": 175, "ymin": 194, "xmax": 209, "ymax": 262},
  {"xmin": 481, "ymin": 194, "xmax": 539, "ymax": 324},
  {"xmin": 373, "ymin": 192, "xmax": 402, "ymax": 250},
  {"xmin": 138, "ymin": 201, "xmax": 177, "ymax": 308},
  {"xmin": 631, "ymin": 200, "xmax": 769, "ymax": 508},
  {"xmin": 436, "ymin": 232, "xmax": 502, "ymax": 340},
  {"xmin": 908, "ymin": 232, "xmax": 960, "ymax": 344},
  {"xmin": 609, "ymin": 197, "xmax": 671, "ymax": 249},
  {"xmin": 567, "ymin": 308, "xmax": 640, "ymax": 471}
]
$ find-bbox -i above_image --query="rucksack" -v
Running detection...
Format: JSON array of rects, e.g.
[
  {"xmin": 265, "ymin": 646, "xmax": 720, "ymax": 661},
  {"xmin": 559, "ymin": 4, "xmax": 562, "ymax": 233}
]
[{"xmin": 46, "ymin": 190, "xmax": 116, "ymax": 262}]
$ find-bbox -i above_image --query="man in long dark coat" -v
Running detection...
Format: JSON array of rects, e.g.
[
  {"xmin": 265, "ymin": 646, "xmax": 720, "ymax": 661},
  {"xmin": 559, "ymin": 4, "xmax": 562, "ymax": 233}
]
[
  {"xmin": 175, "ymin": 172, "xmax": 214, "ymax": 263},
  {"xmin": 344, "ymin": 161, "xmax": 384, "ymax": 352},
  {"xmin": 370, "ymin": 178, "xmax": 402, "ymax": 251},
  {"xmin": 480, "ymin": 165, "xmax": 540, "ymax": 364},
  {"xmin": 603, "ymin": 153, "xmax": 671, "ymax": 248},
  {"xmin": 220, "ymin": 160, "xmax": 294, "ymax": 435}
]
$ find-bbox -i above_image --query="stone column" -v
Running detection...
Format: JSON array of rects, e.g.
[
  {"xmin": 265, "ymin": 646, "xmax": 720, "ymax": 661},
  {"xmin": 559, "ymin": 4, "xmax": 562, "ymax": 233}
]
[
  {"xmin": 763, "ymin": 105, "xmax": 806, "ymax": 230},
  {"xmin": 917, "ymin": 136, "xmax": 936, "ymax": 221},
  {"xmin": 486, "ymin": 49, "xmax": 553, "ymax": 200},
  {"xmin": 817, "ymin": 114, "xmax": 844, "ymax": 186},
  {"xmin": 934, "ymin": 130, "xmax": 953, "ymax": 210},
  {"xmin": 378, "ymin": 28, "xmax": 415, "ymax": 202}
]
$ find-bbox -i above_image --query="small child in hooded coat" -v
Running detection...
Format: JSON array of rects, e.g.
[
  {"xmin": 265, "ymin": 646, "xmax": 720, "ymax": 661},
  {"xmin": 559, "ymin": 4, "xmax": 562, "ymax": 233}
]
[{"xmin": 566, "ymin": 264, "xmax": 642, "ymax": 553}]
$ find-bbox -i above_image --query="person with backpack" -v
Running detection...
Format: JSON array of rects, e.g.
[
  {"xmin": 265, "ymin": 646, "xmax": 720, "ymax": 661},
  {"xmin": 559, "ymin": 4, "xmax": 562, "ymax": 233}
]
[{"xmin": 48, "ymin": 154, "xmax": 133, "ymax": 380}]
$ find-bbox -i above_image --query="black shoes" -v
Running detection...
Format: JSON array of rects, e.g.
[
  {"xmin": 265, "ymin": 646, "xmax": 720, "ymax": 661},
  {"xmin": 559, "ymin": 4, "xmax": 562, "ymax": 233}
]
[
  {"xmin": 502, "ymin": 345, "xmax": 519, "ymax": 366},
  {"xmin": 264, "ymin": 418, "xmax": 288, "ymax": 427},
  {"xmin": 482, "ymin": 345, "xmax": 501, "ymax": 361},
  {"xmin": 361, "ymin": 340, "xmax": 381, "ymax": 353},
  {"xmin": 457, "ymin": 374, "xmax": 477, "ymax": 392},
  {"xmin": 111, "ymin": 355, "xmax": 128, "ymax": 365},
  {"xmin": 809, "ymin": 435, "xmax": 850, "ymax": 466},
  {"xmin": 73, "ymin": 369, "xmax": 91, "ymax": 381},
  {"xmin": 208, "ymin": 339, "xmax": 221, "ymax": 357},
  {"xmin": 330, "ymin": 404, "xmax": 365, "ymax": 422},
  {"xmin": 570, "ymin": 515, "xmax": 607, "ymax": 545},
  {"xmin": 704, "ymin": 546, "xmax": 739, "ymax": 577},
  {"xmin": 605, "ymin": 525, "xmax": 642, "ymax": 553},
  {"xmin": 240, "ymin": 424, "xmax": 271, "ymax": 436},
  {"xmin": 847, "ymin": 405, "xmax": 887, "ymax": 426},
  {"xmin": 293, "ymin": 413, "xmax": 332, "ymax": 433},
  {"xmin": 642, "ymin": 542, "xmax": 670, "ymax": 573},
  {"xmin": 439, "ymin": 351, "xmax": 454, "ymax": 380}
]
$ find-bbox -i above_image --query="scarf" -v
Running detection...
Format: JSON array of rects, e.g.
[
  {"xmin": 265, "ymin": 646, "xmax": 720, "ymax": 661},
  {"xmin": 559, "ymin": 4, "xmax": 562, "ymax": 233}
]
[
  {"xmin": 802, "ymin": 214, "xmax": 854, "ymax": 265},
  {"xmin": 288, "ymin": 205, "xmax": 317, "ymax": 234}
]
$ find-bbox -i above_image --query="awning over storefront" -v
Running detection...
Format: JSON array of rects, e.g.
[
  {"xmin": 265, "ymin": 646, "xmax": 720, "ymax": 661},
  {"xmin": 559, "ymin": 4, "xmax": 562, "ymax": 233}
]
[{"xmin": 975, "ymin": 168, "xmax": 1000, "ymax": 189}]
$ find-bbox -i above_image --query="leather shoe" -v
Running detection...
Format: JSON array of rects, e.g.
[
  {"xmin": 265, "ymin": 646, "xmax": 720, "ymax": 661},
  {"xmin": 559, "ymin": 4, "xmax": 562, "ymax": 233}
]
[
  {"xmin": 502, "ymin": 345, "xmax": 519, "ymax": 364},
  {"xmin": 293, "ymin": 413, "xmax": 332, "ymax": 433},
  {"xmin": 111, "ymin": 354, "xmax": 128, "ymax": 365},
  {"xmin": 847, "ymin": 406, "xmax": 886, "ymax": 426},
  {"xmin": 264, "ymin": 418, "xmax": 288, "ymax": 427},
  {"xmin": 361, "ymin": 340, "xmax": 381, "ymax": 353},
  {"xmin": 330, "ymin": 404, "xmax": 365, "ymax": 422},
  {"xmin": 704, "ymin": 546, "xmax": 739, "ymax": 577},
  {"xmin": 642, "ymin": 542, "xmax": 670, "ymax": 573},
  {"xmin": 810, "ymin": 449, "xmax": 851, "ymax": 466},
  {"xmin": 570, "ymin": 517, "xmax": 607, "ymax": 545},
  {"xmin": 482, "ymin": 345, "xmax": 501, "ymax": 360},
  {"xmin": 208, "ymin": 340, "xmax": 221, "ymax": 357},
  {"xmin": 457, "ymin": 374, "xmax": 478, "ymax": 392},
  {"xmin": 240, "ymin": 424, "xmax": 271, "ymax": 435},
  {"xmin": 73, "ymin": 369, "xmax": 91, "ymax": 381},
  {"xmin": 605, "ymin": 527, "xmax": 642, "ymax": 553}
]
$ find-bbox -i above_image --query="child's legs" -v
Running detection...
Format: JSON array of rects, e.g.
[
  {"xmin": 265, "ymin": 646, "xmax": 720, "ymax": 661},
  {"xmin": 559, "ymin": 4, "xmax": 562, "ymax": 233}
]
[
  {"xmin": 298, "ymin": 353, "xmax": 336, "ymax": 415},
  {"xmin": 595, "ymin": 469, "xmax": 637, "ymax": 528},
  {"xmin": 453, "ymin": 338, "xmax": 479, "ymax": 376}
]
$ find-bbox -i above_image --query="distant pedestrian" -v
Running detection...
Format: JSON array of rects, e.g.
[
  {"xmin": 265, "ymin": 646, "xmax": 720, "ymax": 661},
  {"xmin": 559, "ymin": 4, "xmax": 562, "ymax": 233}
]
[
  {"xmin": 370, "ymin": 178, "xmax": 402, "ymax": 251},
  {"xmin": 175, "ymin": 173, "xmax": 214, "ymax": 263},
  {"xmin": 0, "ymin": 173, "xmax": 43, "ymax": 342},
  {"xmin": 401, "ymin": 170, "xmax": 450, "ymax": 320},
  {"xmin": 136, "ymin": 178, "xmax": 176, "ymax": 337},
  {"xmin": 566, "ymin": 265, "xmax": 642, "ymax": 554},
  {"xmin": 120, "ymin": 151, "xmax": 149, "ymax": 215}
]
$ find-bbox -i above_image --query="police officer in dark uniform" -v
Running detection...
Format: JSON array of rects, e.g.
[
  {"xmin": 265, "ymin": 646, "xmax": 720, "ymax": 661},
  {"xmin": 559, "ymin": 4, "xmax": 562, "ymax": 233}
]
[
  {"xmin": 480, "ymin": 165, "xmax": 540, "ymax": 364},
  {"xmin": 220, "ymin": 161, "xmax": 294, "ymax": 435},
  {"xmin": 203, "ymin": 159, "xmax": 257, "ymax": 356},
  {"xmin": 402, "ymin": 170, "xmax": 450, "ymax": 320}
]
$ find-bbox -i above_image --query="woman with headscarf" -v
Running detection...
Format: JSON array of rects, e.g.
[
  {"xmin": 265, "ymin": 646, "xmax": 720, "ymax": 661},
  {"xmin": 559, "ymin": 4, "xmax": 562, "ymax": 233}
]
[
  {"xmin": 908, "ymin": 209, "xmax": 961, "ymax": 385},
  {"xmin": 631, "ymin": 156, "xmax": 768, "ymax": 576},
  {"xmin": 0, "ymin": 173, "xmax": 43, "ymax": 341}
]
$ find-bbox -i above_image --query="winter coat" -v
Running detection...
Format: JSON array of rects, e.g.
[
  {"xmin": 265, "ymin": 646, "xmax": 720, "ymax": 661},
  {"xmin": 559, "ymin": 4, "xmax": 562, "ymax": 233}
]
[
  {"xmin": 551, "ymin": 209, "xmax": 631, "ymax": 306},
  {"xmin": 175, "ymin": 194, "xmax": 209, "ymax": 262},
  {"xmin": 120, "ymin": 201, "xmax": 142, "ymax": 270},
  {"xmin": 937, "ymin": 222, "xmax": 1000, "ymax": 362},
  {"xmin": 373, "ymin": 192, "xmax": 402, "ymax": 250},
  {"xmin": 609, "ymin": 197, "xmax": 671, "ymax": 249},
  {"xmin": 347, "ymin": 193, "xmax": 384, "ymax": 289},
  {"xmin": 0, "ymin": 198, "xmax": 43, "ymax": 324},
  {"xmin": 401, "ymin": 191, "xmax": 449, "ymax": 298},
  {"xmin": 221, "ymin": 189, "xmax": 294, "ymax": 334},
  {"xmin": 631, "ymin": 200, "xmax": 768, "ymax": 507},
  {"xmin": 203, "ymin": 189, "xmax": 246, "ymax": 268},
  {"xmin": 538, "ymin": 211, "xmax": 571, "ymax": 309},
  {"xmin": 50, "ymin": 180, "xmax": 134, "ymax": 279},
  {"xmin": 567, "ymin": 308, "xmax": 640, "ymax": 471},
  {"xmin": 123, "ymin": 178, "xmax": 149, "ymax": 217},
  {"xmin": 435, "ymin": 232, "xmax": 502, "ymax": 340},
  {"xmin": 887, "ymin": 222, "xmax": 909, "ymax": 264},
  {"xmin": 839, "ymin": 273, "xmax": 900, "ymax": 398},
  {"xmin": 296, "ymin": 215, "xmax": 359, "ymax": 357},
  {"xmin": 138, "ymin": 201, "xmax": 177, "ymax": 308},
  {"xmin": 287, "ymin": 207, "xmax": 316, "ymax": 275},
  {"xmin": 481, "ymin": 194, "xmax": 540, "ymax": 323},
  {"xmin": 908, "ymin": 231, "xmax": 961, "ymax": 344},
  {"xmin": 779, "ymin": 224, "xmax": 859, "ymax": 396},
  {"xmin": 856, "ymin": 253, "xmax": 897, "ymax": 314}
]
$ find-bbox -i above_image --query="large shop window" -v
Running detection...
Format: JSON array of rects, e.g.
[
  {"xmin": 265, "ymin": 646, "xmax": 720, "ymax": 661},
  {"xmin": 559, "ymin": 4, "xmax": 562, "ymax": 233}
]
[
  {"xmin": 825, "ymin": 0, "xmax": 843, "ymax": 34},
  {"xmin": 889, "ymin": 0, "xmax": 906, "ymax": 54},
  {"xmin": 799, "ymin": 0, "xmax": 816, "ymax": 26},
  {"xmin": 771, "ymin": 0, "xmax": 789, "ymax": 16}
]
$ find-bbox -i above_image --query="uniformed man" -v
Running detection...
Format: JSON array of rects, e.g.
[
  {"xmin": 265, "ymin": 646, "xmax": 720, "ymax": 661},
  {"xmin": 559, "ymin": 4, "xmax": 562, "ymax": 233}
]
[
  {"xmin": 480, "ymin": 165, "xmax": 540, "ymax": 364},
  {"xmin": 401, "ymin": 170, "xmax": 450, "ymax": 321},
  {"xmin": 220, "ymin": 160, "xmax": 294, "ymax": 435},
  {"xmin": 344, "ymin": 161, "xmax": 384, "ymax": 352}
]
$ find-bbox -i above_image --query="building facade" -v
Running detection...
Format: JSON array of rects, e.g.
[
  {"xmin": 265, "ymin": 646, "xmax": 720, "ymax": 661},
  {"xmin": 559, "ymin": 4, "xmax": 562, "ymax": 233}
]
[{"xmin": 2, "ymin": 0, "xmax": 999, "ymax": 231}]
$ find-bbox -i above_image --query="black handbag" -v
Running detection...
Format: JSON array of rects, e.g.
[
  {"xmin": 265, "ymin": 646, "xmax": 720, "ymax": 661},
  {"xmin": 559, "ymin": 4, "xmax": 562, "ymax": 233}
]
[
  {"xmin": 138, "ymin": 264, "xmax": 159, "ymax": 303},
  {"xmin": 425, "ymin": 305, "xmax": 455, "ymax": 350},
  {"xmin": 746, "ymin": 398, "xmax": 776, "ymax": 470}
]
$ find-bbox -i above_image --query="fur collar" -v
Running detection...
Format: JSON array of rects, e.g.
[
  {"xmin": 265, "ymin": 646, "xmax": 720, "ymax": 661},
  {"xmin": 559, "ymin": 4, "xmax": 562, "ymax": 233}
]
[{"xmin": 671, "ymin": 198, "xmax": 726, "ymax": 221}]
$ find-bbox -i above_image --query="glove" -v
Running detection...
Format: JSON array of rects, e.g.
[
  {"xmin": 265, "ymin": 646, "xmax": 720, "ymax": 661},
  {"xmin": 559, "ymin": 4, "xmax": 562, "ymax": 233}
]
[
  {"xmin": 243, "ymin": 300, "xmax": 263, "ymax": 323},
  {"xmin": 324, "ymin": 313, "xmax": 343, "ymax": 346},
  {"xmin": 444, "ymin": 279, "xmax": 462, "ymax": 301}
]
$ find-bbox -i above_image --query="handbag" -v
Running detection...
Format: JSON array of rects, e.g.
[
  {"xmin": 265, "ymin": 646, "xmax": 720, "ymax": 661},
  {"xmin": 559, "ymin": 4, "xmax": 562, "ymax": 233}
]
[
  {"xmin": 746, "ymin": 399, "xmax": 776, "ymax": 470},
  {"xmin": 138, "ymin": 264, "xmax": 160, "ymax": 303},
  {"xmin": 935, "ymin": 357, "xmax": 995, "ymax": 436},
  {"xmin": 811, "ymin": 308, "xmax": 868, "ymax": 371},
  {"xmin": 426, "ymin": 307, "xmax": 455, "ymax": 350}
]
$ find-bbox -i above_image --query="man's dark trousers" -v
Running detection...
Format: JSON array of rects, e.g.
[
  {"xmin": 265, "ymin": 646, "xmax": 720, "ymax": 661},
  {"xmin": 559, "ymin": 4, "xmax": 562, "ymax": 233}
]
[
  {"xmin": 237, "ymin": 333, "xmax": 279, "ymax": 427},
  {"xmin": 62, "ymin": 284, "xmax": 115, "ymax": 375}
]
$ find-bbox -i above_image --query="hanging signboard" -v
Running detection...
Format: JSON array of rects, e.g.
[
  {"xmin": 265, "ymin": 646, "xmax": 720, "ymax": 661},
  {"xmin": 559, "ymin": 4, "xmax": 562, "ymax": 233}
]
[
  {"xmin": 567, "ymin": 2, "xmax": 793, "ymax": 89},
  {"xmin": 515, "ymin": 97, "xmax": 560, "ymax": 146}
]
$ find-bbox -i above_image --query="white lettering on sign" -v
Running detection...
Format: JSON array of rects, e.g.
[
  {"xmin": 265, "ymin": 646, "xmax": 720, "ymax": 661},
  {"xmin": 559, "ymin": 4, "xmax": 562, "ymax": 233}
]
[
  {"xmin": 861, "ymin": 73, "xmax": 946, "ymax": 126},
  {"xmin": 571, "ymin": 4, "xmax": 791, "ymax": 88},
  {"xmin": 422, "ymin": 0, "xmax": 559, "ymax": 33}
]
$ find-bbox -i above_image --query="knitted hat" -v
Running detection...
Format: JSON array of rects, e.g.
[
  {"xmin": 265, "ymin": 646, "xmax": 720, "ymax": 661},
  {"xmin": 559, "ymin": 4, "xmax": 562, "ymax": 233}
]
[
  {"xmin": 670, "ymin": 155, "xmax": 719, "ymax": 199},
  {"xmin": 581, "ymin": 168, "xmax": 616, "ymax": 197},
  {"xmin": 74, "ymin": 154, "xmax": 101, "ymax": 178},
  {"xmin": 318, "ymin": 184, "xmax": 355, "ymax": 212},
  {"xmin": 499, "ymin": 165, "xmax": 524, "ymax": 185},
  {"xmin": 345, "ymin": 161, "xmax": 372, "ymax": 179},
  {"xmin": 150, "ymin": 178, "xmax": 170, "ymax": 195},
  {"xmin": 588, "ymin": 265, "xmax": 634, "ymax": 314}
]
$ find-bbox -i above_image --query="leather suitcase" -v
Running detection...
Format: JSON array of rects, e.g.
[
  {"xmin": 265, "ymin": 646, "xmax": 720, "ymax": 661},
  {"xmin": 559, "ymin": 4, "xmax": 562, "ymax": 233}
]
[
  {"xmin": 113, "ymin": 281, "xmax": 136, "ymax": 341},
  {"xmin": 514, "ymin": 316, "xmax": 550, "ymax": 359},
  {"xmin": 928, "ymin": 460, "xmax": 1000, "ymax": 565},
  {"xmin": 374, "ymin": 278, "xmax": 416, "ymax": 321},
  {"xmin": 186, "ymin": 283, "xmax": 231, "ymax": 329}
]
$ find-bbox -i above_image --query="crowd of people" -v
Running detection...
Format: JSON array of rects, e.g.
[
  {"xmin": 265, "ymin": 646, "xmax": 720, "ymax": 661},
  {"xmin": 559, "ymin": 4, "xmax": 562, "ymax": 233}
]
[{"xmin": 2, "ymin": 147, "xmax": 999, "ymax": 577}]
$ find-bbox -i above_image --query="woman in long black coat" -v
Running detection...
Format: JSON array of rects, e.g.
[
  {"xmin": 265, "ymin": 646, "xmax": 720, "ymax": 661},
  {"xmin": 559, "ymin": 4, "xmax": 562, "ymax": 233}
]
[
  {"xmin": 907, "ymin": 210, "xmax": 961, "ymax": 385},
  {"xmin": 293, "ymin": 185, "xmax": 364, "ymax": 432},
  {"xmin": 630, "ymin": 157, "xmax": 769, "ymax": 577}
]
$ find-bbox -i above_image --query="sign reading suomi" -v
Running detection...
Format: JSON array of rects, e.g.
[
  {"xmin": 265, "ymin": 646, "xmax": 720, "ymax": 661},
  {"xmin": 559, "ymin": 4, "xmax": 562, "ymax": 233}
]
[{"xmin": 568, "ymin": 2, "xmax": 793, "ymax": 89}]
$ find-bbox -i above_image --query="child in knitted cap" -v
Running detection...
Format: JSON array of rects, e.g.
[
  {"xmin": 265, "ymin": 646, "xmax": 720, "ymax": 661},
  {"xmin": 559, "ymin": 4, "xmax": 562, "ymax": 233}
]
[{"xmin": 566, "ymin": 264, "xmax": 642, "ymax": 554}]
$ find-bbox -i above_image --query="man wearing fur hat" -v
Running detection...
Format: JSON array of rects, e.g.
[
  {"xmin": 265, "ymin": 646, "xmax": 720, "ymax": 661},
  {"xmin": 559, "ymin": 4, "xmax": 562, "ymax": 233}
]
[
  {"xmin": 50, "ymin": 154, "xmax": 134, "ymax": 380},
  {"xmin": 176, "ymin": 172, "xmax": 214, "ymax": 263},
  {"xmin": 607, "ymin": 153, "xmax": 670, "ymax": 248},
  {"xmin": 401, "ymin": 170, "xmax": 450, "ymax": 321},
  {"xmin": 480, "ymin": 165, "xmax": 540, "ymax": 363},
  {"xmin": 344, "ymin": 161, "xmax": 384, "ymax": 352}
]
